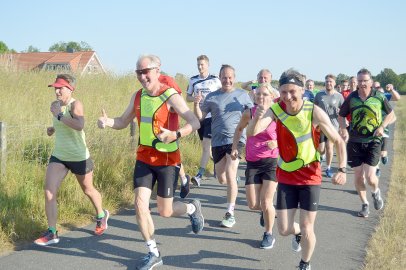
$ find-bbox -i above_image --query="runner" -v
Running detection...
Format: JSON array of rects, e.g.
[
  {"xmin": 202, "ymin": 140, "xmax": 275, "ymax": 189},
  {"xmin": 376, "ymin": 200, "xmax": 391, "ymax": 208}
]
[
  {"xmin": 231, "ymin": 82, "xmax": 278, "ymax": 249},
  {"xmin": 314, "ymin": 74, "xmax": 344, "ymax": 178},
  {"xmin": 34, "ymin": 74, "xmax": 109, "ymax": 246},
  {"xmin": 194, "ymin": 64, "xmax": 254, "ymax": 228},
  {"xmin": 338, "ymin": 69, "xmax": 395, "ymax": 218},
  {"xmin": 186, "ymin": 55, "xmax": 221, "ymax": 187},
  {"xmin": 247, "ymin": 68, "xmax": 347, "ymax": 270},
  {"xmin": 98, "ymin": 54, "xmax": 204, "ymax": 270}
]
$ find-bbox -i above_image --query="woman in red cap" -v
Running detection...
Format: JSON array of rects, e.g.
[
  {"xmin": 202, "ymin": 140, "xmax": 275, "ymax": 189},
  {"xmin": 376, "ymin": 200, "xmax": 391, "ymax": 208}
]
[{"xmin": 34, "ymin": 74, "xmax": 109, "ymax": 246}]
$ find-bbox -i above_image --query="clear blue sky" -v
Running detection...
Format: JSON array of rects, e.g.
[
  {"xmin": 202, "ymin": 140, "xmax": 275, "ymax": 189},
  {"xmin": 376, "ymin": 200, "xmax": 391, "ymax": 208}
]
[{"xmin": 2, "ymin": 0, "xmax": 405, "ymax": 82}]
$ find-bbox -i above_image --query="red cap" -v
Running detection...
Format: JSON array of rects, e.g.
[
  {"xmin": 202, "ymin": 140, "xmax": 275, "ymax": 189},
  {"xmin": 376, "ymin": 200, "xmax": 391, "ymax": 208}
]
[{"xmin": 48, "ymin": 78, "xmax": 74, "ymax": 91}]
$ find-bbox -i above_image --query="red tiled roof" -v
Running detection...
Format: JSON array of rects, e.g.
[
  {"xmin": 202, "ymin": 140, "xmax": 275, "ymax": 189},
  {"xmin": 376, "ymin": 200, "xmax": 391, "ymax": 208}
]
[{"xmin": 4, "ymin": 51, "xmax": 103, "ymax": 73}]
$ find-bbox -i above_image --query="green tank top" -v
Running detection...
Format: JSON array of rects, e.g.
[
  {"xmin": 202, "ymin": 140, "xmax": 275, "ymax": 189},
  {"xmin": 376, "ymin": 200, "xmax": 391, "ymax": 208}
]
[{"xmin": 52, "ymin": 98, "xmax": 90, "ymax": 161}]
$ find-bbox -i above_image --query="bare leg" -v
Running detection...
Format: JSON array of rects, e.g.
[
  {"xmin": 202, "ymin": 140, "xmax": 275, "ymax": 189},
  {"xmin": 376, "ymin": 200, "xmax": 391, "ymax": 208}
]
[
  {"xmin": 44, "ymin": 163, "xmax": 68, "ymax": 228},
  {"xmin": 76, "ymin": 171, "xmax": 104, "ymax": 216}
]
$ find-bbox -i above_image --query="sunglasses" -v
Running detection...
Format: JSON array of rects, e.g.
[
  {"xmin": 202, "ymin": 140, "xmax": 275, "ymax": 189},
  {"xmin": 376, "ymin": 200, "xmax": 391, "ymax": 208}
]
[{"xmin": 135, "ymin": 67, "xmax": 158, "ymax": 76}]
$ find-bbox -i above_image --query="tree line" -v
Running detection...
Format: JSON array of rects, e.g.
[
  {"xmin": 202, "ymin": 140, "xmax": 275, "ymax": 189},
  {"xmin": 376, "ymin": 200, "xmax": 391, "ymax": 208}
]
[{"xmin": 1, "ymin": 40, "xmax": 405, "ymax": 93}]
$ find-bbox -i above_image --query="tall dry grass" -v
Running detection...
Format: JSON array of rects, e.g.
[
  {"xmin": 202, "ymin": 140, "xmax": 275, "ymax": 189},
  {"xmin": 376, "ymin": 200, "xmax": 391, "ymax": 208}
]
[
  {"xmin": 363, "ymin": 101, "xmax": 406, "ymax": 270},
  {"xmin": 0, "ymin": 69, "xmax": 201, "ymax": 252}
]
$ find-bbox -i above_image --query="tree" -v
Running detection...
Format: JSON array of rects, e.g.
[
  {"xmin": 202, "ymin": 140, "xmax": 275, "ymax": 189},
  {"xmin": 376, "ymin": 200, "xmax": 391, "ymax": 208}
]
[
  {"xmin": 49, "ymin": 41, "xmax": 93, "ymax": 52},
  {"xmin": 0, "ymin": 41, "xmax": 9, "ymax": 54},
  {"xmin": 336, "ymin": 73, "xmax": 350, "ymax": 84},
  {"xmin": 22, "ymin": 45, "xmax": 40, "ymax": 53},
  {"xmin": 375, "ymin": 68, "xmax": 401, "ymax": 90}
]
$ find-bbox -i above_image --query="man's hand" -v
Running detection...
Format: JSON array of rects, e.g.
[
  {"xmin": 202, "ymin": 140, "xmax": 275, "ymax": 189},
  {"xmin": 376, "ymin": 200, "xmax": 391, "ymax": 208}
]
[
  {"xmin": 157, "ymin": 127, "xmax": 176, "ymax": 143},
  {"xmin": 98, "ymin": 109, "xmax": 108, "ymax": 129},
  {"xmin": 47, "ymin": 126, "xmax": 55, "ymax": 136},
  {"xmin": 332, "ymin": 172, "xmax": 346, "ymax": 185}
]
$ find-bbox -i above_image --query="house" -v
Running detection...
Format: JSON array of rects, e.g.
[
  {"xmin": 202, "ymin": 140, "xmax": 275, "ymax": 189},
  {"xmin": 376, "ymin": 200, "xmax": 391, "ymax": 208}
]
[{"xmin": 0, "ymin": 51, "xmax": 106, "ymax": 75}]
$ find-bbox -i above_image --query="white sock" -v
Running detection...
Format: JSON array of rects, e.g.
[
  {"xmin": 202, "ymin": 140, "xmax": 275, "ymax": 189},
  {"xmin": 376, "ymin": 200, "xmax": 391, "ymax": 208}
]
[
  {"xmin": 373, "ymin": 188, "xmax": 380, "ymax": 194},
  {"xmin": 181, "ymin": 176, "xmax": 187, "ymax": 186},
  {"xmin": 146, "ymin": 239, "xmax": 159, "ymax": 257},
  {"xmin": 227, "ymin": 203, "xmax": 235, "ymax": 215},
  {"xmin": 186, "ymin": 203, "xmax": 196, "ymax": 215}
]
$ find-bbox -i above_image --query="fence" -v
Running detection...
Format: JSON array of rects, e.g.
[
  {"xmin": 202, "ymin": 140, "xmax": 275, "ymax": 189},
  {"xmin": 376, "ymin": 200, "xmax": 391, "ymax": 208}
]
[{"xmin": 0, "ymin": 122, "xmax": 5, "ymax": 176}]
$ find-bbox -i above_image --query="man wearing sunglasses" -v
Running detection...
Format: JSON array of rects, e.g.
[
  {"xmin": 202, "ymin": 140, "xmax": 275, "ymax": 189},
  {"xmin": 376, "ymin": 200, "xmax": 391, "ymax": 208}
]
[{"xmin": 98, "ymin": 54, "xmax": 204, "ymax": 270}]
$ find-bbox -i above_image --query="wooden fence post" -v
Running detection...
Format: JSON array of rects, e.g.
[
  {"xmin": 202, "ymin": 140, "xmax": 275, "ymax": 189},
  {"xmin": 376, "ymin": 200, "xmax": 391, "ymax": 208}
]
[{"xmin": 0, "ymin": 122, "xmax": 6, "ymax": 177}]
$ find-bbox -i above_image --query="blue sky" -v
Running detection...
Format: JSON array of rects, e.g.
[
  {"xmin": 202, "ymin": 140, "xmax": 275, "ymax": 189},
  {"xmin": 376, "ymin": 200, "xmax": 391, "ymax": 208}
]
[{"xmin": 2, "ymin": 0, "xmax": 405, "ymax": 82}]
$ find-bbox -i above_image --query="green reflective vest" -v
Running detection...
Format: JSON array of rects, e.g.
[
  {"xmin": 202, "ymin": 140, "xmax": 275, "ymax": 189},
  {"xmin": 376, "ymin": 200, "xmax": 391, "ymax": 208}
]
[
  {"xmin": 139, "ymin": 87, "xmax": 179, "ymax": 152},
  {"xmin": 271, "ymin": 101, "xmax": 320, "ymax": 172}
]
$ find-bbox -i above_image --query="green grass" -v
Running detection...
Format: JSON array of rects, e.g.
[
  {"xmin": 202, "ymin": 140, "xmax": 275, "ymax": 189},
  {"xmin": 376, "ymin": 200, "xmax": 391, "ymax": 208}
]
[
  {"xmin": 0, "ymin": 69, "xmax": 199, "ymax": 252},
  {"xmin": 363, "ymin": 101, "xmax": 406, "ymax": 270}
]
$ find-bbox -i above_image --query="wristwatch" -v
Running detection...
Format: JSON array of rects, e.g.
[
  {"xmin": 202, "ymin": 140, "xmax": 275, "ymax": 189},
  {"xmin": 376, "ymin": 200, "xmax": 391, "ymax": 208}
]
[
  {"xmin": 338, "ymin": 167, "xmax": 347, "ymax": 173},
  {"xmin": 57, "ymin": 112, "xmax": 64, "ymax": 121},
  {"xmin": 176, "ymin": 130, "xmax": 182, "ymax": 139}
]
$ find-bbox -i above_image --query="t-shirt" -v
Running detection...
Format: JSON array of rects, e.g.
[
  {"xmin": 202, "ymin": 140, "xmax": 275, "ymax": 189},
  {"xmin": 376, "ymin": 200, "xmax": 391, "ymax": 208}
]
[
  {"xmin": 314, "ymin": 90, "xmax": 344, "ymax": 130},
  {"xmin": 339, "ymin": 89, "xmax": 393, "ymax": 143},
  {"xmin": 201, "ymin": 88, "xmax": 254, "ymax": 147},
  {"xmin": 303, "ymin": 90, "xmax": 315, "ymax": 103},
  {"xmin": 186, "ymin": 74, "xmax": 221, "ymax": 119}
]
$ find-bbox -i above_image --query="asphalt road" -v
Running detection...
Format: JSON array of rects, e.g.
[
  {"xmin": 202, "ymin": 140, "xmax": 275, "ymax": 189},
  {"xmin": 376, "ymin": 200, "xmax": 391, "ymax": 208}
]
[{"xmin": 0, "ymin": 134, "xmax": 393, "ymax": 270}]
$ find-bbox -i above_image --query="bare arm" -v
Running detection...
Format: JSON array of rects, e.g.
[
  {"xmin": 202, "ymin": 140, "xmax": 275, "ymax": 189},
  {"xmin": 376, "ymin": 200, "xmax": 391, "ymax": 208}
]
[
  {"xmin": 50, "ymin": 100, "xmax": 85, "ymax": 131},
  {"xmin": 193, "ymin": 92, "xmax": 207, "ymax": 120},
  {"xmin": 98, "ymin": 93, "xmax": 137, "ymax": 130},
  {"xmin": 387, "ymin": 84, "xmax": 401, "ymax": 101},
  {"xmin": 186, "ymin": 93, "xmax": 195, "ymax": 102},
  {"xmin": 338, "ymin": 116, "xmax": 349, "ymax": 142},
  {"xmin": 246, "ymin": 104, "xmax": 274, "ymax": 137},
  {"xmin": 374, "ymin": 110, "xmax": 396, "ymax": 137},
  {"xmin": 241, "ymin": 80, "xmax": 256, "ymax": 91},
  {"xmin": 231, "ymin": 109, "xmax": 250, "ymax": 160},
  {"xmin": 157, "ymin": 94, "xmax": 200, "ymax": 143},
  {"xmin": 313, "ymin": 106, "xmax": 347, "ymax": 185}
]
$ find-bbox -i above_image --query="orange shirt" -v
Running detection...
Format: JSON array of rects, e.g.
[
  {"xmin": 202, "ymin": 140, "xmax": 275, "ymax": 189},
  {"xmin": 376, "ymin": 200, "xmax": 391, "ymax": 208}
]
[{"xmin": 134, "ymin": 85, "xmax": 181, "ymax": 166}]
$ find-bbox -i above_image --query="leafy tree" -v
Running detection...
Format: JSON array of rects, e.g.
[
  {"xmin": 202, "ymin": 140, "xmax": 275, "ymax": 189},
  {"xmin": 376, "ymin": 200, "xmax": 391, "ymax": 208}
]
[
  {"xmin": 22, "ymin": 45, "xmax": 40, "ymax": 53},
  {"xmin": 49, "ymin": 41, "xmax": 93, "ymax": 52},
  {"xmin": 375, "ymin": 68, "xmax": 401, "ymax": 90},
  {"xmin": 336, "ymin": 73, "xmax": 350, "ymax": 84},
  {"xmin": 0, "ymin": 41, "xmax": 9, "ymax": 53}
]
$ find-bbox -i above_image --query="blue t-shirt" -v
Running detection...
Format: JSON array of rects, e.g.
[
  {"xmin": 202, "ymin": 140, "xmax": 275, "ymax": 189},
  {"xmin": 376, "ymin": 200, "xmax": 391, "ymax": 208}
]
[
  {"xmin": 303, "ymin": 90, "xmax": 315, "ymax": 102},
  {"xmin": 201, "ymin": 88, "xmax": 254, "ymax": 147}
]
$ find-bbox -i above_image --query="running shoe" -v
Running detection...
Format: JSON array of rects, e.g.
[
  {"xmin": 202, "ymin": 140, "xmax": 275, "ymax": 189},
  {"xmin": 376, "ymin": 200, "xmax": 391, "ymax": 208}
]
[
  {"xmin": 188, "ymin": 199, "xmax": 204, "ymax": 234},
  {"xmin": 34, "ymin": 230, "xmax": 60, "ymax": 246},
  {"xmin": 381, "ymin": 156, "xmax": 388, "ymax": 165},
  {"xmin": 191, "ymin": 174, "xmax": 202, "ymax": 187},
  {"xmin": 357, "ymin": 203, "xmax": 370, "ymax": 218},
  {"xmin": 135, "ymin": 252, "xmax": 163, "ymax": 270},
  {"xmin": 372, "ymin": 189, "xmax": 384, "ymax": 210},
  {"xmin": 298, "ymin": 260, "xmax": 311, "ymax": 270},
  {"xmin": 291, "ymin": 233, "xmax": 302, "ymax": 252},
  {"xmin": 325, "ymin": 168, "xmax": 333, "ymax": 178},
  {"xmin": 260, "ymin": 232, "xmax": 275, "ymax": 249},
  {"xmin": 180, "ymin": 175, "xmax": 191, "ymax": 199},
  {"xmin": 95, "ymin": 209, "xmax": 109, "ymax": 235},
  {"xmin": 220, "ymin": 212, "xmax": 236, "ymax": 228}
]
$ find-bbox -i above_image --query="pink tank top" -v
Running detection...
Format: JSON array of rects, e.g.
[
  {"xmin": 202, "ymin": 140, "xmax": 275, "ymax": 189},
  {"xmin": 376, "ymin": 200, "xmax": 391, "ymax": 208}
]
[{"xmin": 245, "ymin": 106, "xmax": 279, "ymax": 162}]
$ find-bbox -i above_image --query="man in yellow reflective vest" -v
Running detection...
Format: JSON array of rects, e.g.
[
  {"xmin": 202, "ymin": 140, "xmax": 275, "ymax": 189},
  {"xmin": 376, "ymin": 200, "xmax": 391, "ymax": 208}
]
[
  {"xmin": 247, "ymin": 68, "xmax": 347, "ymax": 270},
  {"xmin": 98, "ymin": 54, "xmax": 204, "ymax": 270}
]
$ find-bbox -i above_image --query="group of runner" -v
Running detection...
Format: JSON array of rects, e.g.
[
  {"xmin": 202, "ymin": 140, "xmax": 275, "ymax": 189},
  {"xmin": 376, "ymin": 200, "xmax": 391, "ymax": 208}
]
[{"xmin": 34, "ymin": 54, "xmax": 399, "ymax": 270}]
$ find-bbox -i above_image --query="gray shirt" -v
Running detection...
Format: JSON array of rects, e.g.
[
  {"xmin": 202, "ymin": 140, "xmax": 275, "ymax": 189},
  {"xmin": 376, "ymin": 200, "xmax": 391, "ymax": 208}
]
[
  {"xmin": 201, "ymin": 88, "xmax": 254, "ymax": 147},
  {"xmin": 314, "ymin": 90, "xmax": 344, "ymax": 129}
]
